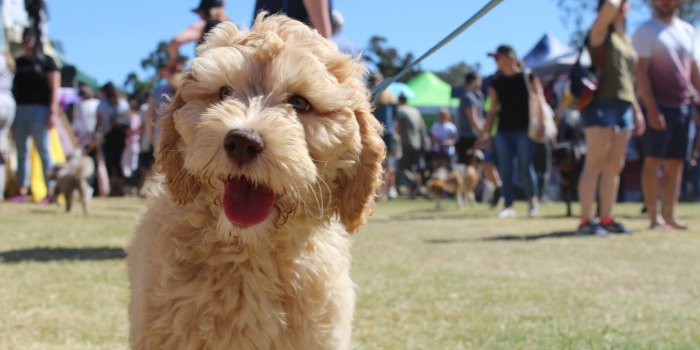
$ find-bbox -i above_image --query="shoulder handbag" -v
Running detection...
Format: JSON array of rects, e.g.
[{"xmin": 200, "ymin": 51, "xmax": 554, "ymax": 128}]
[
  {"xmin": 569, "ymin": 32, "xmax": 608, "ymax": 111},
  {"xmin": 524, "ymin": 71, "xmax": 557, "ymax": 144}
]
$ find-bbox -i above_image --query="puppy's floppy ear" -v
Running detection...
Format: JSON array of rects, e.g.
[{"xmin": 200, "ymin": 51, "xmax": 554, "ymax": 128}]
[
  {"xmin": 337, "ymin": 102, "xmax": 386, "ymax": 233},
  {"xmin": 156, "ymin": 76, "xmax": 201, "ymax": 205}
]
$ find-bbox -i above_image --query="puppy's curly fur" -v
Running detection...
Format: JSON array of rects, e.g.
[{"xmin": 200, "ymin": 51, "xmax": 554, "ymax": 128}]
[{"xmin": 127, "ymin": 15, "xmax": 385, "ymax": 350}]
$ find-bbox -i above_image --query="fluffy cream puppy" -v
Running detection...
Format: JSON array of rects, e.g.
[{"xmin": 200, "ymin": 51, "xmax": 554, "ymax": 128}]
[{"xmin": 127, "ymin": 14, "xmax": 385, "ymax": 350}]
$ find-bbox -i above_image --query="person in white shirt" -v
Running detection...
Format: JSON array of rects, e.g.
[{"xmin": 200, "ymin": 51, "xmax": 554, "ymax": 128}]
[
  {"xmin": 430, "ymin": 108, "xmax": 458, "ymax": 169},
  {"xmin": 633, "ymin": 0, "xmax": 700, "ymax": 230},
  {"xmin": 72, "ymin": 85, "xmax": 99, "ymax": 149}
]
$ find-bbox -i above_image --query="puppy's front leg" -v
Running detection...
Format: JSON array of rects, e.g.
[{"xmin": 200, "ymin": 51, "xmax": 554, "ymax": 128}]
[
  {"xmin": 65, "ymin": 187, "xmax": 74, "ymax": 213},
  {"xmin": 79, "ymin": 181, "xmax": 90, "ymax": 215}
]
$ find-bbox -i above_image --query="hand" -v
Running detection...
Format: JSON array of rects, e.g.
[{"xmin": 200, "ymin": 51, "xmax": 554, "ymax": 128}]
[
  {"xmin": 647, "ymin": 109, "xmax": 666, "ymax": 131},
  {"xmin": 478, "ymin": 133, "xmax": 492, "ymax": 150},
  {"xmin": 46, "ymin": 110, "xmax": 57, "ymax": 129},
  {"xmin": 691, "ymin": 149, "xmax": 700, "ymax": 167},
  {"xmin": 536, "ymin": 124, "xmax": 546, "ymax": 140}
]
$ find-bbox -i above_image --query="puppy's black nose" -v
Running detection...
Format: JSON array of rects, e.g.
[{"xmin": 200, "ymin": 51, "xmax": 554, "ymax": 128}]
[{"xmin": 223, "ymin": 128, "xmax": 265, "ymax": 165}]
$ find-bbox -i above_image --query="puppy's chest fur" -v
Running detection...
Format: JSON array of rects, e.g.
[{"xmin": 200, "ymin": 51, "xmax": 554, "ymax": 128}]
[{"xmin": 130, "ymin": 199, "xmax": 354, "ymax": 349}]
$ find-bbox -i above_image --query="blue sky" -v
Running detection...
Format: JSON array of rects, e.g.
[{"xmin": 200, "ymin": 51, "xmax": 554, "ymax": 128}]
[{"xmin": 48, "ymin": 0, "xmax": 653, "ymax": 86}]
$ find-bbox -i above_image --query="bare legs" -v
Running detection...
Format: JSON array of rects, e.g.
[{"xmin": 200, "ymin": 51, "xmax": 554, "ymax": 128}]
[
  {"xmin": 578, "ymin": 127, "xmax": 631, "ymax": 221},
  {"xmin": 643, "ymin": 157, "xmax": 686, "ymax": 229}
]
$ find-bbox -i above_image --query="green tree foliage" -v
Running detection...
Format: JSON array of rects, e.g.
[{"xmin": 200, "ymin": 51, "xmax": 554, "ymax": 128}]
[
  {"xmin": 556, "ymin": 0, "xmax": 700, "ymax": 45},
  {"xmin": 363, "ymin": 36, "xmax": 422, "ymax": 82},
  {"xmin": 123, "ymin": 41, "xmax": 188, "ymax": 103},
  {"xmin": 435, "ymin": 61, "xmax": 481, "ymax": 87},
  {"xmin": 123, "ymin": 72, "xmax": 153, "ymax": 103}
]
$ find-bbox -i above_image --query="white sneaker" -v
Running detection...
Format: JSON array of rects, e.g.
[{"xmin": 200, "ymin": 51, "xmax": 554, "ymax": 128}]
[
  {"xmin": 497, "ymin": 208, "xmax": 517, "ymax": 218},
  {"xmin": 528, "ymin": 204, "xmax": 539, "ymax": 217},
  {"xmin": 388, "ymin": 186, "xmax": 398, "ymax": 199}
]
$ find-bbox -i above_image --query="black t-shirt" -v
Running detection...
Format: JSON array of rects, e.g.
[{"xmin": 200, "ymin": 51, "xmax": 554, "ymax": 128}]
[
  {"xmin": 253, "ymin": 0, "xmax": 332, "ymax": 27},
  {"xmin": 490, "ymin": 72, "xmax": 532, "ymax": 132},
  {"xmin": 198, "ymin": 19, "xmax": 222, "ymax": 45},
  {"xmin": 12, "ymin": 55, "xmax": 58, "ymax": 105}
]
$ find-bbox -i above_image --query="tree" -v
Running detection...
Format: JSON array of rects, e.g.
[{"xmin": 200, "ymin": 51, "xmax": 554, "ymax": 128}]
[
  {"xmin": 140, "ymin": 41, "xmax": 187, "ymax": 72},
  {"xmin": 123, "ymin": 41, "xmax": 188, "ymax": 103},
  {"xmin": 435, "ymin": 61, "xmax": 481, "ymax": 87},
  {"xmin": 363, "ymin": 36, "xmax": 422, "ymax": 83},
  {"xmin": 556, "ymin": 0, "xmax": 700, "ymax": 45},
  {"xmin": 123, "ymin": 73, "xmax": 153, "ymax": 103}
]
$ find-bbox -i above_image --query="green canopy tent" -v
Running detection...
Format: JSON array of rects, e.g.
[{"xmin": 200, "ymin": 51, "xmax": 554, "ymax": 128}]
[
  {"xmin": 52, "ymin": 50, "xmax": 99, "ymax": 89},
  {"xmin": 405, "ymin": 72, "xmax": 459, "ymax": 127}
]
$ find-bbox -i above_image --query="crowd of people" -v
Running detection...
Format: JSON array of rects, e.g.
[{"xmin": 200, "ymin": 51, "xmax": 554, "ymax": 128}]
[
  {"xmin": 0, "ymin": 0, "xmax": 698, "ymax": 236},
  {"xmin": 0, "ymin": 0, "xmax": 345, "ymax": 203},
  {"xmin": 373, "ymin": 0, "xmax": 700, "ymax": 235}
]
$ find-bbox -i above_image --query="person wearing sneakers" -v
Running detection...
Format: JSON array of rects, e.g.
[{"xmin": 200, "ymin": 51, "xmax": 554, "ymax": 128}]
[
  {"xmin": 9, "ymin": 28, "xmax": 60, "ymax": 203},
  {"xmin": 576, "ymin": 0, "xmax": 645, "ymax": 236},
  {"xmin": 481, "ymin": 45, "xmax": 542, "ymax": 218},
  {"xmin": 634, "ymin": 0, "xmax": 700, "ymax": 231}
]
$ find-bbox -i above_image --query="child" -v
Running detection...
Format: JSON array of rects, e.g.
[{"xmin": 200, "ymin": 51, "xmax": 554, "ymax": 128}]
[{"xmin": 121, "ymin": 99, "xmax": 143, "ymax": 195}]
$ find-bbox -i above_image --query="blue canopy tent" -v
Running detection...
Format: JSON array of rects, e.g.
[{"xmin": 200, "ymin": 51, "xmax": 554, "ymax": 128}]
[{"xmin": 522, "ymin": 33, "xmax": 590, "ymax": 78}]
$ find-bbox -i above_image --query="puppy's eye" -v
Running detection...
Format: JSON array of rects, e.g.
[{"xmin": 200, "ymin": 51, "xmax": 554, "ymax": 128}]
[
  {"xmin": 219, "ymin": 86, "xmax": 234, "ymax": 101},
  {"xmin": 288, "ymin": 95, "xmax": 311, "ymax": 112}
]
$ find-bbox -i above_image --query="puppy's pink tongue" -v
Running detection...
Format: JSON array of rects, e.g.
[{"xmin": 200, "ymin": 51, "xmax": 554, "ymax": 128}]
[{"xmin": 222, "ymin": 178, "xmax": 275, "ymax": 227}]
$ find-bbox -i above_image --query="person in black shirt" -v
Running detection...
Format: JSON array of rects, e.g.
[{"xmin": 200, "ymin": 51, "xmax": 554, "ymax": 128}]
[
  {"xmin": 481, "ymin": 45, "xmax": 542, "ymax": 218},
  {"xmin": 8, "ymin": 28, "xmax": 60, "ymax": 203},
  {"xmin": 253, "ymin": 0, "xmax": 332, "ymax": 38}
]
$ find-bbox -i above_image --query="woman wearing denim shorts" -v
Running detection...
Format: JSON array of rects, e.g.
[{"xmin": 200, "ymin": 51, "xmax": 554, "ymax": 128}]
[{"xmin": 576, "ymin": 0, "xmax": 645, "ymax": 236}]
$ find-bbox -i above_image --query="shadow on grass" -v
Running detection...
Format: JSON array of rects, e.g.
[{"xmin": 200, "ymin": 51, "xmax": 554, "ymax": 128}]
[
  {"xmin": 481, "ymin": 231, "xmax": 582, "ymax": 241},
  {"xmin": 376, "ymin": 209, "xmax": 486, "ymax": 222},
  {"xmin": 425, "ymin": 231, "xmax": 583, "ymax": 244},
  {"xmin": 0, "ymin": 246, "xmax": 126, "ymax": 263}
]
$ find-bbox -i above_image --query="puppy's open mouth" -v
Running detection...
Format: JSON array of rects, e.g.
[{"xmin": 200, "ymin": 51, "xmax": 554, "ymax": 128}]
[{"xmin": 222, "ymin": 177, "xmax": 276, "ymax": 227}]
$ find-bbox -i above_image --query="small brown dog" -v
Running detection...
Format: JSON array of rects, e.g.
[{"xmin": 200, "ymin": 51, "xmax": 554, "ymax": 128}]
[
  {"xmin": 127, "ymin": 14, "xmax": 384, "ymax": 349},
  {"xmin": 427, "ymin": 149, "xmax": 483, "ymax": 209},
  {"xmin": 49, "ymin": 151, "xmax": 94, "ymax": 214}
]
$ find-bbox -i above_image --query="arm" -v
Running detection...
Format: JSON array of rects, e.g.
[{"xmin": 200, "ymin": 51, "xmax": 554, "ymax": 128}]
[
  {"xmin": 464, "ymin": 105, "xmax": 483, "ymax": 135},
  {"xmin": 631, "ymin": 96, "xmax": 646, "ymax": 136},
  {"xmin": 589, "ymin": 0, "xmax": 622, "ymax": 47},
  {"xmin": 46, "ymin": 70, "xmax": 61, "ymax": 129},
  {"xmin": 303, "ymin": 0, "xmax": 332, "ymax": 38},
  {"xmin": 429, "ymin": 127, "xmax": 438, "ymax": 148},
  {"xmin": 481, "ymin": 87, "xmax": 499, "ymax": 140},
  {"xmin": 445, "ymin": 129, "xmax": 457, "ymax": 146},
  {"xmin": 144, "ymin": 97, "xmax": 156, "ymax": 152},
  {"xmin": 168, "ymin": 20, "xmax": 205, "ymax": 59},
  {"xmin": 532, "ymin": 76, "xmax": 546, "ymax": 124},
  {"xmin": 691, "ymin": 61, "xmax": 700, "ymax": 94},
  {"xmin": 635, "ymin": 57, "xmax": 665, "ymax": 130}
]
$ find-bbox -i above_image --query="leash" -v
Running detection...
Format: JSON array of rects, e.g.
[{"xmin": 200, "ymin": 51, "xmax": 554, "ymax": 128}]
[{"xmin": 371, "ymin": 0, "xmax": 504, "ymax": 102}]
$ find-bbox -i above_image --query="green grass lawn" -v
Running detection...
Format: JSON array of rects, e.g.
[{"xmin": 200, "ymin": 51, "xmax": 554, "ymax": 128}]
[{"xmin": 1, "ymin": 197, "xmax": 699, "ymax": 349}]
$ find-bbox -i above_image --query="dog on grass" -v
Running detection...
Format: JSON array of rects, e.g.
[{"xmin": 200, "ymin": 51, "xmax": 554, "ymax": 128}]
[
  {"xmin": 48, "ymin": 151, "xmax": 94, "ymax": 214},
  {"xmin": 126, "ymin": 15, "xmax": 385, "ymax": 350},
  {"xmin": 427, "ymin": 149, "xmax": 483, "ymax": 210},
  {"xmin": 552, "ymin": 141, "xmax": 583, "ymax": 217}
]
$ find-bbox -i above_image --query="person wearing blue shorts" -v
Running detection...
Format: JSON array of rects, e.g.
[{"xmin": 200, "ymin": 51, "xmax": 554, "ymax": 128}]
[
  {"xmin": 576, "ymin": 0, "xmax": 645, "ymax": 236},
  {"xmin": 633, "ymin": 0, "xmax": 700, "ymax": 230}
]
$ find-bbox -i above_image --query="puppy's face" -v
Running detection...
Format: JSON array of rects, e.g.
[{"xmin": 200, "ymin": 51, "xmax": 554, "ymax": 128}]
[
  {"xmin": 157, "ymin": 15, "xmax": 384, "ymax": 239},
  {"xmin": 553, "ymin": 145, "xmax": 576, "ymax": 170},
  {"xmin": 47, "ymin": 164, "xmax": 65, "ymax": 181},
  {"xmin": 464, "ymin": 149, "xmax": 484, "ymax": 166}
]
